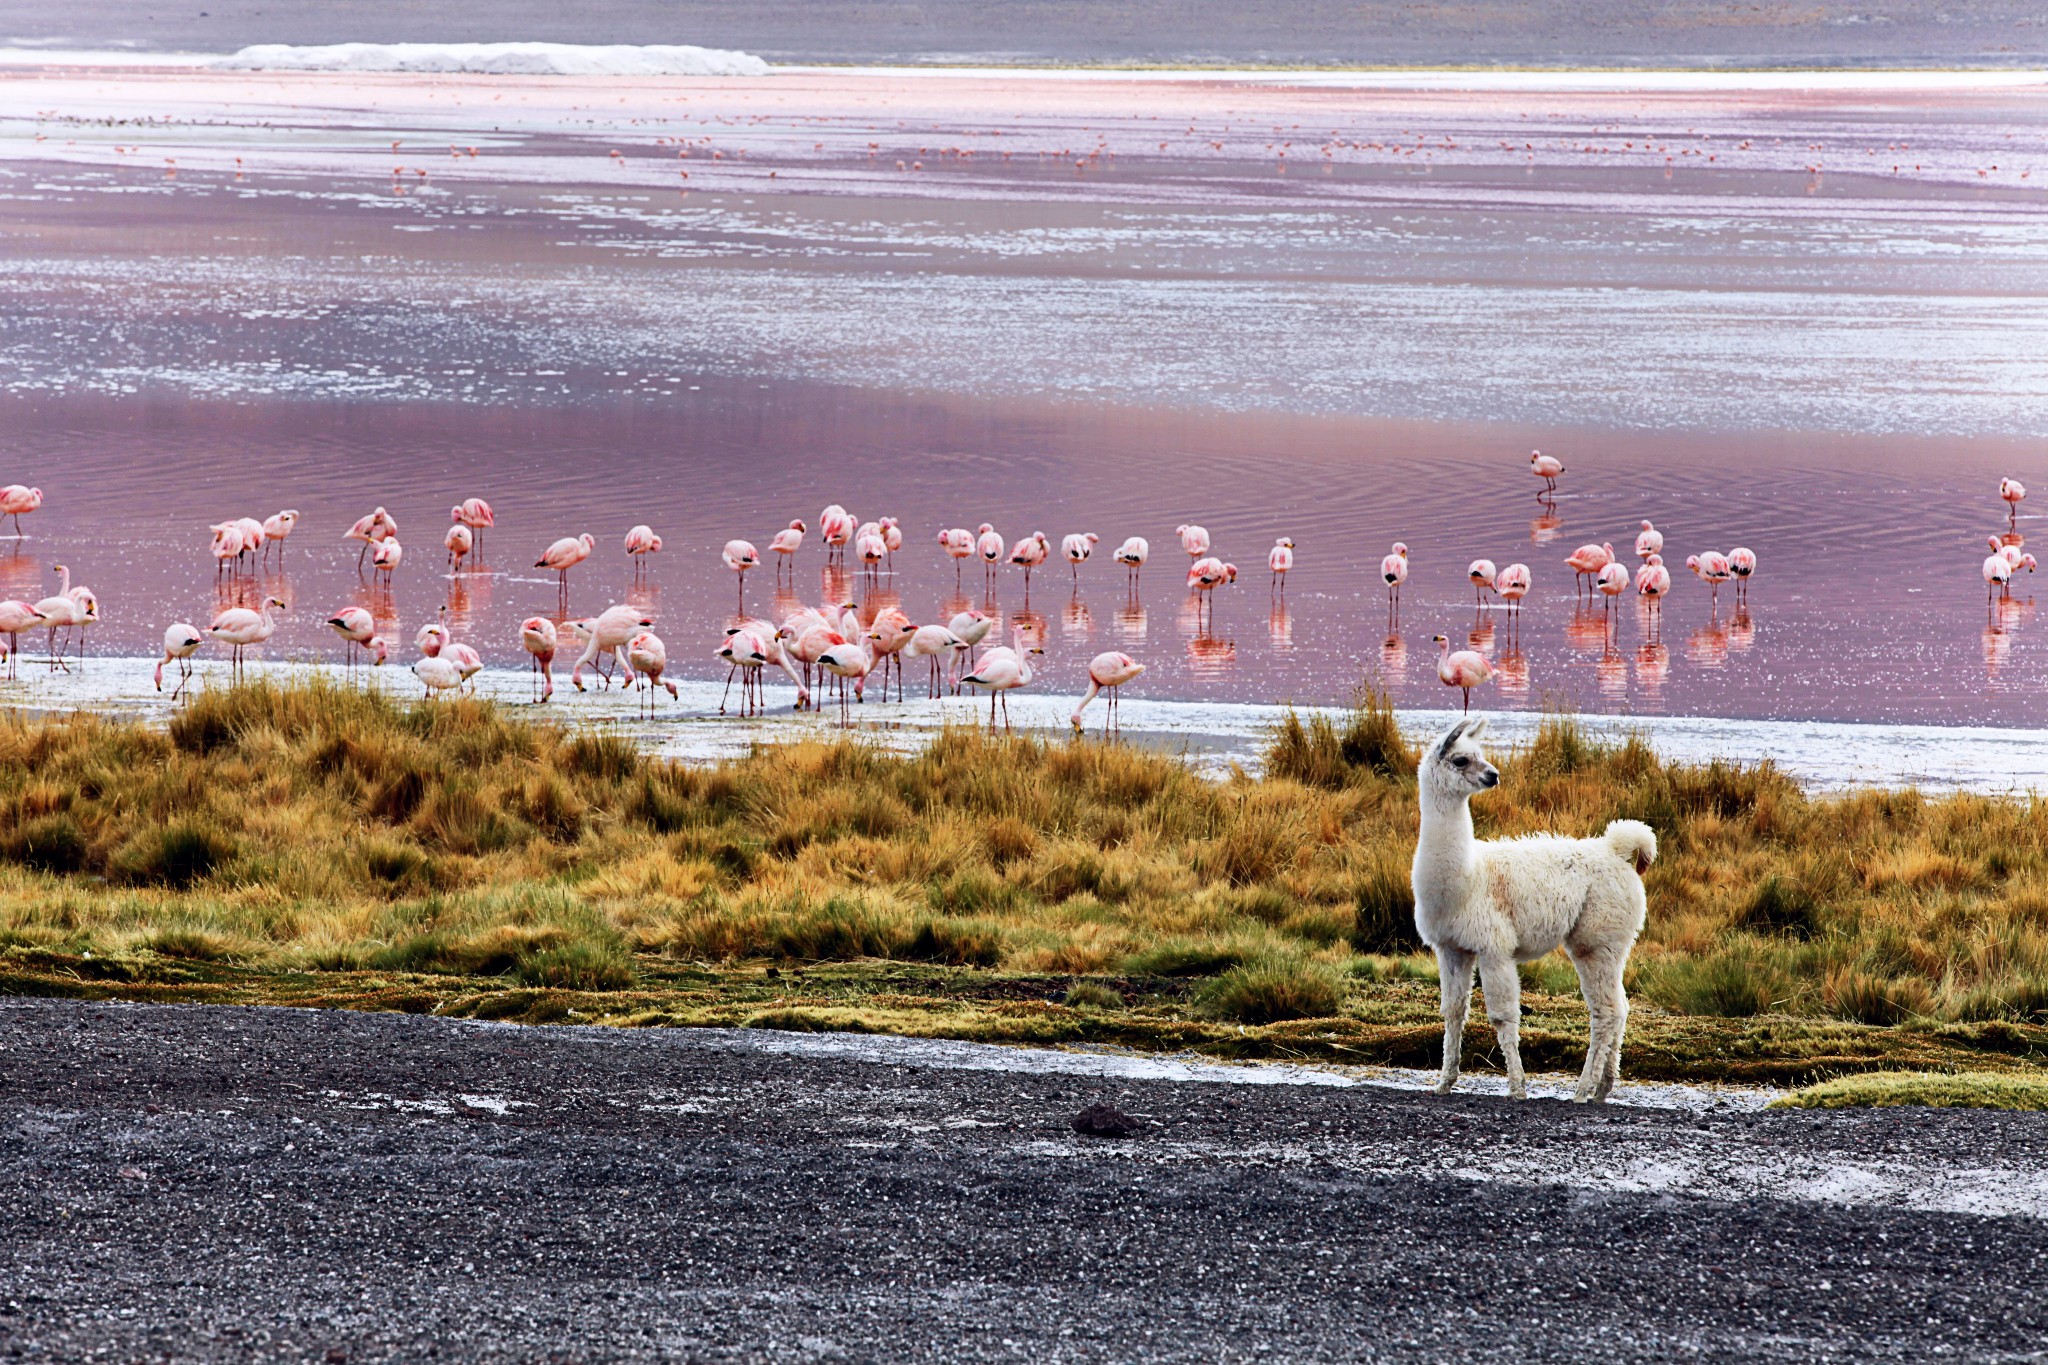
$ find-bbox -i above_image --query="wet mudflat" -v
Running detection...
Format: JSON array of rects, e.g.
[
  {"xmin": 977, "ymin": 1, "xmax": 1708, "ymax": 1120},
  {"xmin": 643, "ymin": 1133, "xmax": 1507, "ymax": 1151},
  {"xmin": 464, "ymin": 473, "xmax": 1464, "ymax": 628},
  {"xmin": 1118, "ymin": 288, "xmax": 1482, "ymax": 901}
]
[{"xmin": 1, "ymin": 998, "xmax": 2045, "ymax": 1362}]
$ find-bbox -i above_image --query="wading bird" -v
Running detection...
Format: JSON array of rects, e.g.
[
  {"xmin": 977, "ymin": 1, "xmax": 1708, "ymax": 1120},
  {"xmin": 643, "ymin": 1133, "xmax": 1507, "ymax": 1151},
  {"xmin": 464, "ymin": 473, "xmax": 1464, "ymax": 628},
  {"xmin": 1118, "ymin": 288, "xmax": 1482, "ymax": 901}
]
[
  {"xmin": 155, "ymin": 622, "xmax": 203, "ymax": 699},
  {"xmin": 959, "ymin": 628, "xmax": 1043, "ymax": 731},
  {"xmin": 1072, "ymin": 650, "xmax": 1143, "ymax": 733},
  {"xmin": 1434, "ymin": 633, "xmax": 1493, "ymax": 712},
  {"xmin": 520, "ymin": 615, "xmax": 558, "ymax": 700},
  {"xmin": 205, "ymin": 595, "xmax": 285, "ymax": 682},
  {"xmin": 536, "ymin": 533, "xmax": 596, "ymax": 606},
  {"xmin": 1530, "ymin": 449, "xmax": 1564, "ymax": 493}
]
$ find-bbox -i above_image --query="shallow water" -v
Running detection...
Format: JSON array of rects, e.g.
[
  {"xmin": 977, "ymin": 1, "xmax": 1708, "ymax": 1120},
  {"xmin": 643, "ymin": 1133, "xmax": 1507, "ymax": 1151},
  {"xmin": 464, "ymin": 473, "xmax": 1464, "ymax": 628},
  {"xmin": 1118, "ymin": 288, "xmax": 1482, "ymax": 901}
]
[{"xmin": 3, "ymin": 68, "xmax": 2047, "ymax": 728}]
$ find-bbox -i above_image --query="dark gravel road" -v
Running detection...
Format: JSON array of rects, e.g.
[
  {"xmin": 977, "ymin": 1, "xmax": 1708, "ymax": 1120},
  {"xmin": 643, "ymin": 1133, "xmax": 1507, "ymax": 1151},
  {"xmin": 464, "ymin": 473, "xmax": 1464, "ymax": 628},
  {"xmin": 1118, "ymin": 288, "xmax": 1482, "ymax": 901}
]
[{"xmin": 3, "ymin": 998, "xmax": 2046, "ymax": 1363}]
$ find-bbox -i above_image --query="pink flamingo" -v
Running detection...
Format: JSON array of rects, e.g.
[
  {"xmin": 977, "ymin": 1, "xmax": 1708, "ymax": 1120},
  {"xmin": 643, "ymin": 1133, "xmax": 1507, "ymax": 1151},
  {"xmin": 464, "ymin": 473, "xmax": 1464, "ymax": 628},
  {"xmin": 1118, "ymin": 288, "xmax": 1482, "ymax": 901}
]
[
  {"xmin": 865, "ymin": 606, "xmax": 915, "ymax": 700},
  {"xmin": 234, "ymin": 517, "xmax": 267, "ymax": 568},
  {"xmin": 625, "ymin": 525, "xmax": 664, "ymax": 580},
  {"xmin": 724, "ymin": 538, "xmax": 760, "ymax": 605},
  {"xmin": 33, "ymin": 565, "xmax": 89, "ymax": 671},
  {"xmin": 0, "ymin": 599, "xmax": 43, "ymax": 678},
  {"xmin": 1176, "ymin": 523, "xmax": 1211, "ymax": 559},
  {"xmin": 1009, "ymin": 531, "xmax": 1050, "ymax": 589},
  {"xmin": 570, "ymin": 603, "xmax": 654, "ymax": 691},
  {"xmin": 325, "ymin": 605, "xmax": 388, "ymax": 671},
  {"xmin": 1434, "ymin": 633, "xmax": 1494, "ymax": 712},
  {"xmin": 815, "ymin": 627, "xmax": 873, "ymax": 719},
  {"xmin": 1565, "ymin": 541, "xmax": 1615, "ymax": 598},
  {"xmin": 1114, "ymin": 536, "xmax": 1148, "ymax": 588},
  {"xmin": 520, "ymin": 616, "xmax": 558, "ymax": 700},
  {"xmin": 819, "ymin": 504, "xmax": 854, "ymax": 565},
  {"xmin": 344, "ymin": 507, "xmax": 397, "ymax": 572},
  {"xmin": 1728, "ymin": 546, "xmax": 1757, "ymax": 603},
  {"xmin": 948, "ymin": 608, "xmax": 993, "ymax": 686},
  {"xmin": 211, "ymin": 523, "xmax": 247, "ymax": 583},
  {"xmin": 1636, "ymin": 553, "xmax": 1672, "ymax": 610},
  {"xmin": 626, "ymin": 631, "xmax": 677, "ymax": 709},
  {"xmin": 1063, "ymin": 532, "xmax": 1100, "ymax": 582},
  {"xmin": 716, "ymin": 627, "xmax": 772, "ymax": 715},
  {"xmin": 855, "ymin": 528, "xmax": 888, "ymax": 577},
  {"xmin": 959, "ymin": 627, "xmax": 1043, "ymax": 731},
  {"xmin": 205, "ymin": 595, "xmax": 285, "ymax": 681},
  {"xmin": 370, "ymin": 537, "xmax": 403, "ymax": 586},
  {"xmin": 1267, "ymin": 538, "xmax": 1293, "ymax": 592},
  {"xmin": 1530, "ymin": 449, "xmax": 1563, "ymax": 493},
  {"xmin": 975, "ymin": 523, "xmax": 1004, "ymax": 586},
  {"xmin": 445, "ymin": 523, "xmax": 473, "ymax": 571},
  {"xmin": 1686, "ymin": 551, "xmax": 1733, "ymax": 608},
  {"xmin": 1985, "ymin": 550, "xmax": 2014, "ymax": 599},
  {"xmin": 1187, "ymin": 555, "xmax": 1236, "ymax": 621},
  {"xmin": 261, "ymin": 509, "xmax": 300, "ymax": 567},
  {"xmin": 880, "ymin": 516, "xmax": 904, "ymax": 567},
  {"xmin": 1595, "ymin": 561, "xmax": 1630, "ymax": 615},
  {"xmin": 2002, "ymin": 477, "xmax": 2027, "ymax": 531},
  {"xmin": 451, "ymin": 498, "xmax": 495, "ymax": 557},
  {"xmin": 769, "ymin": 519, "xmax": 807, "ymax": 578},
  {"xmin": 1072, "ymin": 650, "xmax": 1144, "ymax": 733},
  {"xmin": 536, "ymin": 533, "xmax": 595, "ymax": 607},
  {"xmin": 1467, "ymin": 558, "xmax": 1497, "ymax": 606},
  {"xmin": 0, "ymin": 485, "xmax": 42, "ymax": 537},
  {"xmin": 156, "ymin": 622, "xmax": 204, "ymax": 698},
  {"xmin": 1381, "ymin": 542, "xmax": 1409, "ymax": 611},
  {"xmin": 1634, "ymin": 520, "xmax": 1663, "ymax": 559},
  {"xmin": 938, "ymin": 527, "xmax": 974, "ymax": 583},
  {"xmin": 903, "ymin": 622, "xmax": 968, "ymax": 699}
]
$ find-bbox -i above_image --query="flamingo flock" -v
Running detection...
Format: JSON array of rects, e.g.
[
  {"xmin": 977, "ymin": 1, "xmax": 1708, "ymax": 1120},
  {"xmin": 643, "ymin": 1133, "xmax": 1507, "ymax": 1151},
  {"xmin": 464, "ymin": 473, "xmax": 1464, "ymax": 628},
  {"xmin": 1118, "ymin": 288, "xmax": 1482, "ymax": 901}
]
[{"xmin": 15, "ymin": 453, "xmax": 2048, "ymax": 729}]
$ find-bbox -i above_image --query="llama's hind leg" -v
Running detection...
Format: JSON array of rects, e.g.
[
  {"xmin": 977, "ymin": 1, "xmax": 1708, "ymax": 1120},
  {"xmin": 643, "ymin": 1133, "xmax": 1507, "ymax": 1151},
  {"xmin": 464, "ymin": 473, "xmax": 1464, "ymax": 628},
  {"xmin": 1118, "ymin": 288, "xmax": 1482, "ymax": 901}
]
[
  {"xmin": 1476, "ymin": 955, "xmax": 1526, "ymax": 1099},
  {"xmin": 1433, "ymin": 946, "xmax": 1477, "ymax": 1094},
  {"xmin": 1569, "ymin": 946, "xmax": 1629, "ymax": 1103}
]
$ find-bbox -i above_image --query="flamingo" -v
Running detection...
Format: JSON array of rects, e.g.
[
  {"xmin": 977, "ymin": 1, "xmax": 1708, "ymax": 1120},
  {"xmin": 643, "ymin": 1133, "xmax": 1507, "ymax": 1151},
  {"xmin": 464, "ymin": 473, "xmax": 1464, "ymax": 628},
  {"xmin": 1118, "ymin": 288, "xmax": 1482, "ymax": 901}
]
[
  {"xmin": 536, "ymin": 533, "xmax": 595, "ymax": 605},
  {"xmin": 819, "ymin": 504, "xmax": 854, "ymax": 564},
  {"xmin": 344, "ymin": 507, "xmax": 398, "ymax": 571},
  {"xmin": 1986, "ymin": 551, "xmax": 2014, "ymax": 599},
  {"xmin": 1686, "ymin": 551, "xmax": 1734, "ymax": 608},
  {"xmin": 0, "ymin": 599, "xmax": 43, "ymax": 678},
  {"xmin": 880, "ymin": 517, "xmax": 904, "ymax": 567},
  {"xmin": 1063, "ymin": 532, "xmax": 1100, "ymax": 582},
  {"xmin": 1176, "ymin": 524, "xmax": 1211, "ymax": 559},
  {"xmin": 626, "ymin": 630, "xmax": 677, "ymax": 708},
  {"xmin": 1072, "ymin": 651, "xmax": 1144, "ymax": 733},
  {"xmin": 33, "ymin": 565, "xmax": 89, "ymax": 671},
  {"xmin": 1636, "ymin": 553, "xmax": 1672, "ymax": 609},
  {"xmin": 1530, "ymin": 449, "xmax": 1563, "ymax": 492},
  {"xmin": 624, "ymin": 525, "xmax": 664, "ymax": 580},
  {"xmin": 1268, "ymin": 538, "xmax": 1293, "ymax": 592},
  {"xmin": 205, "ymin": 595, "xmax": 285, "ymax": 681},
  {"xmin": 0, "ymin": 485, "xmax": 42, "ymax": 536},
  {"xmin": 1565, "ymin": 542, "xmax": 1616, "ymax": 598},
  {"xmin": 1114, "ymin": 536, "xmax": 1148, "ymax": 587},
  {"xmin": 445, "ymin": 523, "xmax": 473, "ymax": 571},
  {"xmin": 325, "ymin": 605, "xmax": 389, "ymax": 671},
  {"xmin": 959, "ymin": 628, "xmax": 1043, "ymax": 731},
  {"xmin": 1494, "ymin": 563, "xmax": 1532, "ymax": 611},
  {"xmin": 1467, "ymin": 558, "xmax": 1497, "ymax": 606},
  {"xmin": 716, "ymin": 627, "xmax": 773, "ymax": 715},
  {"xmin": 902, "ymin": 622, "xmax": 968, "ymax": 699},
  {"xmin": 520, "ymin": 616, "xmax": 558, "ymax": 700},
  {"xmin": 1434, "ymin": 634, "xmax": 1494, "ymax": 713},
  {"xmin": 1187, "ymin": 556, "xmax": 1236, "ymax": 622},
  {"xmin": 975, "ymin": 523, "xmax": 1004, "ymax": 585},
  {"xmin": 769, "ymin": 519, "xmax": 806, "ymax": 578},
  {"xmin": 2003, "ymin": 477, "xmax": 2027, "ymax": 530},
  {"xmin": 234, "ymin": 517, "xmax": 267, "ymax": 568},
  {"xmin": 211, "ymin": 524, "xmax": 247, "ymax": 582},
  {"xmin": 1381, "ymin": 543, "xmax": 1409, "ymax": 611},
  {"xmin": 724, "ymin": 538, "xmax": 760, "ymax": 604},
  {"xmin": 938, "ymin": 527, "xmax": 974, "ymax": 583},
  {"xmin": 261, "ymin": 509, "xmax": 300, "ymax": 566},
  {"xmin": 1634, "ymin": 520, "xmax": 1663, "ymax": 560},
  {"xmin": 1595, "ymin": 561, "xmax": 1630, "ymax": 615},
  {"xmin": 815, "ymin": 628, "xmax": 873, "ymax": 719},
  {"xmin": 413, "ymin": 653, "xmax": 464, "ymax": 699},
  {"xmin": 65, "ymin": 585, "xmax": 99, "ymax": 665},
  {"xmin": 947, "ymin": 608, "xmax": 993, "ymax": 689},
  {"xmin": 370, "ymin": 538, "xmax": 403, "ymax": 585},
  {"xmin": 778, "ymin": 606, "xmax": 847, "ymax": 706},
  {"xmin": 451, "ymin": 498, "xmax": 494, "ymax": 557},
  {"xmin": 156, "ymin": 623, "xmax": 203, "ymax": 698},
  {"xmin": 864, "ymin": 606, "xmax": 915, "ymax": 701},
  {"xmin": 1728, "ymin": 546, "xmax": 1758, "ymax": 603},
  {"xmin": 855, "ymin": 529, "xmax": 888, "ymax": 577},
  {"xmin": 570, "ymin": 602, "xmax": 654, "ymax": 690},
  {"xmin": 1009, "ymin": 531, "xmax": 1050, "ymax": 589}
]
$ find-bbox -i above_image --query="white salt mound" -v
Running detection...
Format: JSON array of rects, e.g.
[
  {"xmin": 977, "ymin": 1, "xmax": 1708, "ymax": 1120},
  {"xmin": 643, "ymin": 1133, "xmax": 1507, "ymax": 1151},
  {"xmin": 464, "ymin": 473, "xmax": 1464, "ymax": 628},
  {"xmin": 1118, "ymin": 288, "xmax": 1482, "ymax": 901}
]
[{"xmin": 213, "ymin": 42, "xmax": 770, "ymax": 77}]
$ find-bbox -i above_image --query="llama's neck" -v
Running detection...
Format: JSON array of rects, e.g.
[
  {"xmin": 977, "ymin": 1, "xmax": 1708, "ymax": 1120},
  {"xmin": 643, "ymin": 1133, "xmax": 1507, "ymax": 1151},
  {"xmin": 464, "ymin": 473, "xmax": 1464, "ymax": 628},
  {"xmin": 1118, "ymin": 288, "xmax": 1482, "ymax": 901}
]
[{"xmin": 1416, "ymin": 787, "xmax": 1478, "ymax": 872}]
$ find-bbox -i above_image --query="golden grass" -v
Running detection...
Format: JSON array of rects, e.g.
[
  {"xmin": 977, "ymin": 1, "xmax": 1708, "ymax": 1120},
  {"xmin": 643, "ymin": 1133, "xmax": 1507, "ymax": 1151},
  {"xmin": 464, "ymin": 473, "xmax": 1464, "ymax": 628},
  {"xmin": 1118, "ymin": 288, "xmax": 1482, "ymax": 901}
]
[
  {"xmin": 0, "ymin": 680, "xmax": 2045, "ymax": 1081},
  {"xmin": 1773, "ymin": 1070, "xmax": 2048, "ymax": 1111}
]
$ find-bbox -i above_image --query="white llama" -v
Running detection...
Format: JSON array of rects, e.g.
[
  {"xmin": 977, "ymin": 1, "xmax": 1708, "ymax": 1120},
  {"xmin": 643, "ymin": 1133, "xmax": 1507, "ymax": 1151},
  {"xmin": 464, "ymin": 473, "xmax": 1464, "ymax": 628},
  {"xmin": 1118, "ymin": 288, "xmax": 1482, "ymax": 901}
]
[{"xmin": 1410, "ymin": 719, "xmax": 1656, "ymax": 1102}]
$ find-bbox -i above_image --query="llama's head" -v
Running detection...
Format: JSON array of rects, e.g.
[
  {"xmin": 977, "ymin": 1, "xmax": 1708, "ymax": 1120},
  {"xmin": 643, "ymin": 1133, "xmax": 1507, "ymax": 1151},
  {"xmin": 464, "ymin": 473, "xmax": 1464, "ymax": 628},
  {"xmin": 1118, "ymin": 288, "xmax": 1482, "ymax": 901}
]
[{"xmin": 1421, "ymin": 719, "xmax": 1499, "ymax": 801}]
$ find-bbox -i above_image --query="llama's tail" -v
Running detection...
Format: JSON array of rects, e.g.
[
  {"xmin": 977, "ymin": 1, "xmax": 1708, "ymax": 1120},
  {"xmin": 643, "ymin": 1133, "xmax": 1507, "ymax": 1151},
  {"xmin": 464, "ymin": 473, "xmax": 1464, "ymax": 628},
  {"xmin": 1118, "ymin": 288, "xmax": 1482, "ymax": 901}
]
[{"xmin": 1603, "ymin": 819, "xmax": 1657, "ymax": 875}]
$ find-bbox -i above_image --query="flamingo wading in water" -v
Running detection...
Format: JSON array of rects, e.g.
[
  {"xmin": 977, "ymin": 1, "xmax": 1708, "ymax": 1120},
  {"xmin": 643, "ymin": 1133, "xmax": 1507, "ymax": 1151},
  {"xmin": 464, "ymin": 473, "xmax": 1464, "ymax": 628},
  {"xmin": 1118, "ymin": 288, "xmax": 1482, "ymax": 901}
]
[
  {"xmin": 156, "ymin": 623, "xmax": 203, "ymax": 699},
  {"xmin": 537, "ymin": 533, "xmax": 595, "ymax": 608},
  {"xmin": 1072, "ymin": 651, "xmax": 1144, "ymax": 734},
  {"xmin": 1434, "ymin": 634, "xmax": 1493, "ymax": 713}
]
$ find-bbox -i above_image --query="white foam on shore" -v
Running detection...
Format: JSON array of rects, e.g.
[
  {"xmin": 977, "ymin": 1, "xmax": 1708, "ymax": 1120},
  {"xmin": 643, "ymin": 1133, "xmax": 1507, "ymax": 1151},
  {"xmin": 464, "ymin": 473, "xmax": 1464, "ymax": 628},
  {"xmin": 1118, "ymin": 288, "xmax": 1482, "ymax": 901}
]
[
  {"xmin": 780, "ymin": 63, "xmax": 2048, "ymax": 92},
  {"xmin": 210, "ymin": 42, "xmax": 770, "ymax": 77},
  {"xmin": 12, "ymin": 654, "xmax": 2048, "ymax": 795}
]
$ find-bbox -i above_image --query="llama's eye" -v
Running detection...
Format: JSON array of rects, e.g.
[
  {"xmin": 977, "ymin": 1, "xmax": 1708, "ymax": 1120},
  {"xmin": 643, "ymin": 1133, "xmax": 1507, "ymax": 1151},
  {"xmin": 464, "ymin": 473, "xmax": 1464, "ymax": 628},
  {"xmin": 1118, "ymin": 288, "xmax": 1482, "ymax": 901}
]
[{"xmin": 1452, "ymin": 756, "xmax": 1469, "ymax": 768}]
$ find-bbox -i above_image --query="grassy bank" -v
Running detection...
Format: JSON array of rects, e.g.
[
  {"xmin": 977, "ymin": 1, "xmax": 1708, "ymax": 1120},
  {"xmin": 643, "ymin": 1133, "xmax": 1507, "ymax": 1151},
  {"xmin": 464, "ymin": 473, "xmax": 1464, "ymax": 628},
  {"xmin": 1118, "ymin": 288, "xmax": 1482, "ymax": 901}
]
[{"xmin": 0, "ymin": 681, "xmax": 2044, "ymax": 1087}]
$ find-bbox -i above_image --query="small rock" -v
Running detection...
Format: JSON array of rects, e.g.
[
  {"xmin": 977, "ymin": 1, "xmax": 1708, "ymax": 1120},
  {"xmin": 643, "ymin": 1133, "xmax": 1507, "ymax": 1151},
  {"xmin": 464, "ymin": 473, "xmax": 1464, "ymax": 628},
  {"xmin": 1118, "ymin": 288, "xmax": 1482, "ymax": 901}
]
[
  {"xmin": 1072, "ymin": 1103, "xmax": 1143, "ymax": 1139},
  {"xmin": 116, "ymin": 1166, "xmax": 146, "ymax": 1182}
]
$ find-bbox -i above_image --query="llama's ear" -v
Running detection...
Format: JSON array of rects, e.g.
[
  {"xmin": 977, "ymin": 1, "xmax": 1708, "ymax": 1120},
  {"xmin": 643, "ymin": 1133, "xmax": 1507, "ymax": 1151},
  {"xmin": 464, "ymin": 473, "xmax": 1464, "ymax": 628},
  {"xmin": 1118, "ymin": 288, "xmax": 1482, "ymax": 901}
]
[
  {"xmin": 1435, "ymin": 720, "xmax": 1469, "ymax": 758},
  {"xmin": 1467, "ymin": 718, "xmax": 1489, "ymax": 740}
]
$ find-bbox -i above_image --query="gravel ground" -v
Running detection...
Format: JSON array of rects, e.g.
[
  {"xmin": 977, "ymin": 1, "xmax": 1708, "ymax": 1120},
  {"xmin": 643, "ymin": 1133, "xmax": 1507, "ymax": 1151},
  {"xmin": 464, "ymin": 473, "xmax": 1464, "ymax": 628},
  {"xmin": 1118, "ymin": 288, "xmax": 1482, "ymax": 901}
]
[{"xmin": 3, "ymin": 998, "xmax": 2047, "ymax": 1363}]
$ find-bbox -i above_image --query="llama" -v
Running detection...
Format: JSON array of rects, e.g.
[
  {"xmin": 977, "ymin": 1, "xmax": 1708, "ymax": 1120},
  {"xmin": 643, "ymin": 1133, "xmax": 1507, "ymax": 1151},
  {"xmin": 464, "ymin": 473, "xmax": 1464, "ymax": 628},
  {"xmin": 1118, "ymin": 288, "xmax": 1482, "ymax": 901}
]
[{"xmin": 1411, "ymin": 719, "xmax": 1656, "ymax": 1102}]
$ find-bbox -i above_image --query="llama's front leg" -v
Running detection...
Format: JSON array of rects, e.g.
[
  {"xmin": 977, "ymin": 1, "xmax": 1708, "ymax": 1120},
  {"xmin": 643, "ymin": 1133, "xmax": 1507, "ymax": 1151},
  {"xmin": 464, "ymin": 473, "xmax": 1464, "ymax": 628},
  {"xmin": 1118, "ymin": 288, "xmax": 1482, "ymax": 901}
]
[
  {"xmin": 1476, "ymin": 955, "xmax": 1526, "ymax": 1099},
  {"xmin": 1434, "ymin": 946, "xmax": 1476, "ymax": 1094}
]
